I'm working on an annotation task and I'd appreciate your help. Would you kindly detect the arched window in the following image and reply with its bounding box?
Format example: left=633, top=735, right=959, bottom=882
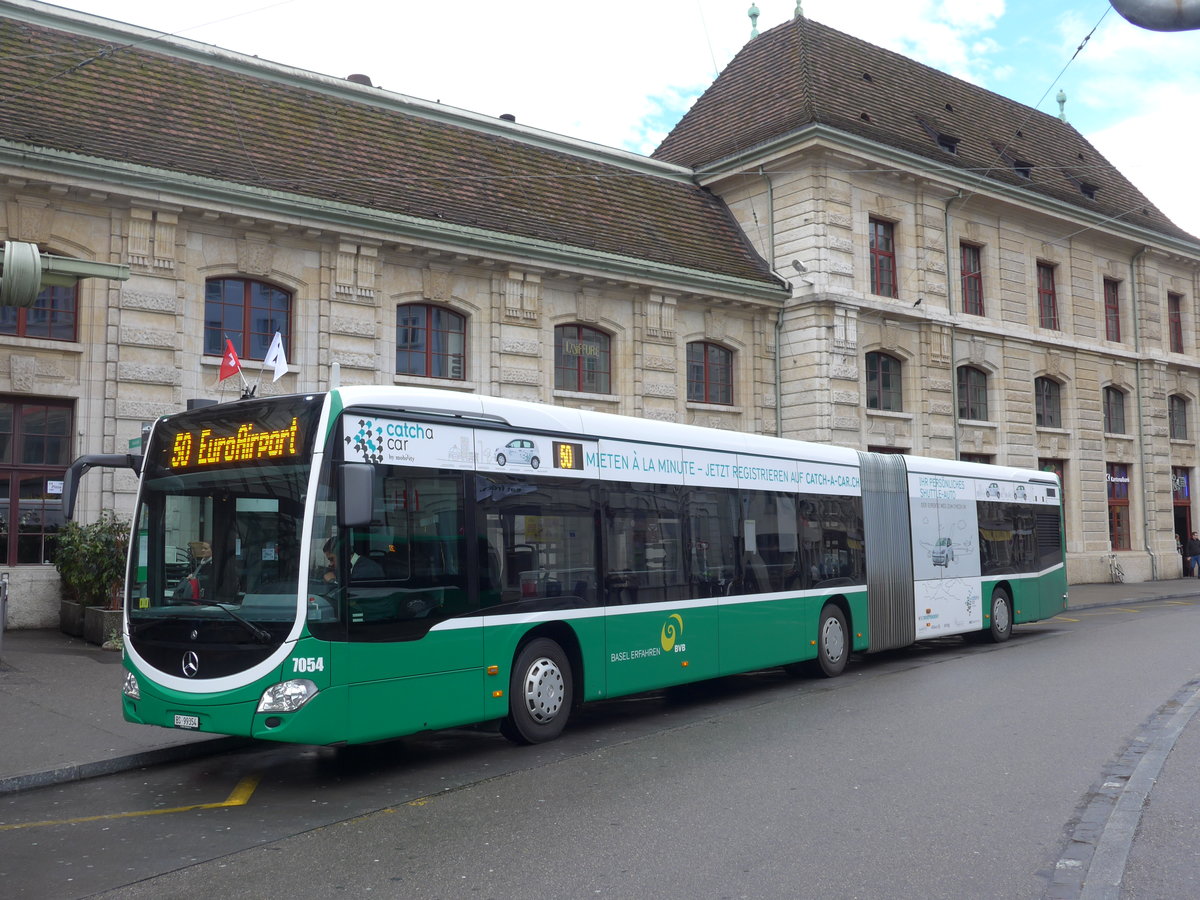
left=1169, top=395, right=1189, bottom=441
left=204, top=278, right=291, bottom=360
left=957, top=366, right=988, bottom=420
left=865, top=352, right=902, bottom=412
left=396, top=304, right=466, bottom=379
left=1035, top=377, right=1062, bottom=428
left=554, top=325, right=611, bottom=393
left=687, top=342, right=733, bottom=404
left=1103, top=387, right=1126, bottom=435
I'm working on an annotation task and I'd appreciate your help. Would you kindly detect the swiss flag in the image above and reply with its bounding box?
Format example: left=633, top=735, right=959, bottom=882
left=218, top=338, right=242, bottom=381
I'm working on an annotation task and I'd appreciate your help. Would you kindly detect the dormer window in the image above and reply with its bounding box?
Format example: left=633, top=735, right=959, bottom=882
left=917, top=116, right=958, bottom=154
left=1065, top=171, right=1098, bottom=200
left=992, top=142, right=1033, bottom=181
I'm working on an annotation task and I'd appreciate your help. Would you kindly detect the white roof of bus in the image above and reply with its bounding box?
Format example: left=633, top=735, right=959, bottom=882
left=331, top=386, right=1056, bottom=484
left=332, top=385, right=859, bottom=467
left=902, top=454, right=1057, bottom=486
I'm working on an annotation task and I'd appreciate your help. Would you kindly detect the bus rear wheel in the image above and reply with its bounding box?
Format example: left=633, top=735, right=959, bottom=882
left=987, top=588, right=1013, bottom=643
left=813, top=603, right=849, bottom=678
left=501, top=637, right=573, bottom=744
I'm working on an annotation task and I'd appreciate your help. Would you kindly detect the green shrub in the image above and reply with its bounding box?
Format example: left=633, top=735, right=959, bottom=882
left=53, top=514, right=130, bottom=609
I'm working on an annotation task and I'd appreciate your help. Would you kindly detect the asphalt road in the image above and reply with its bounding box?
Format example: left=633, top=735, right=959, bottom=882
left=3, top=601, right=1198, bottom=899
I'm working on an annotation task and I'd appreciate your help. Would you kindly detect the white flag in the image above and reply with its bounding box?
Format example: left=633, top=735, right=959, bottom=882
left=263, top=332, right=288, bottom=381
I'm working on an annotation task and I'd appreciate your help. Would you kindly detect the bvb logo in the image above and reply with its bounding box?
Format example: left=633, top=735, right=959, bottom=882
left=661, top=613, right=683, bottom=652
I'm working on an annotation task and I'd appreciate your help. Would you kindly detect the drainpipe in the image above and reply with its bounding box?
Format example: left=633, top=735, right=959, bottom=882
left=758, top=167, right=790, bottom=437
left=1130, top=245, right=1156, bottom=579
left=943, top=191, right=963, bottom=459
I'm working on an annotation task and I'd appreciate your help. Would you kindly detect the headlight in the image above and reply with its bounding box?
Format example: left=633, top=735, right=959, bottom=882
left=257, top=679, right=318, bottom=713
left=123, top=671, right=140, bottom=700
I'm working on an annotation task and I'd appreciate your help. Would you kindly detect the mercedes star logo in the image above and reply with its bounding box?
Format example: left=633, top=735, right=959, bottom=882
left=181, top=650, right=200, bottom=678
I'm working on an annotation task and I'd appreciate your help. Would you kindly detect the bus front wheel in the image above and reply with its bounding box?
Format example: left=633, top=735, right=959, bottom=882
left=501, top=637, right=573, bottom=744
left=987, top=588, right=1013, bottom=643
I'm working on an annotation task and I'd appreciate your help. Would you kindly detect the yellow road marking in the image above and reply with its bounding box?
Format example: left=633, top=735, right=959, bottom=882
left=0, top=774, right=261, bottom=831
left=1054, top=615, right=1080, bottom=622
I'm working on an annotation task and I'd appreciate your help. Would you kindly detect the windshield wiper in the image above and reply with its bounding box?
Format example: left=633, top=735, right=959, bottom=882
left=167, top=598, right=274, bottom=644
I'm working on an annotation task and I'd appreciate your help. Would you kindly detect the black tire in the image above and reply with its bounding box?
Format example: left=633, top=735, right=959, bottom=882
left=987, top=587, right=1013, bottom=643
left=500, top=637, right=573, bottom=744
left=530, top=456, right=540, bottom=469
left=496, top=453, right=507, bottom=466
left=813, top=603, right=849, bottom=677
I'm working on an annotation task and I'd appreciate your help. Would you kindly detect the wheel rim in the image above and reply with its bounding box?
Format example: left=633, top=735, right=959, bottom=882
left=994, top=597, right=1011, bottom=633
left=520, top=655, right=565, bottom=723
left=821, top=615, right=845, bottom=663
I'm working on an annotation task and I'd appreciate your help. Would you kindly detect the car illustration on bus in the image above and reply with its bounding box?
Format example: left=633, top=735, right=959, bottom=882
left=985, top=482, right=1001, bottom=499
left=931, top=536, right=955, bottom=566
left=496, top=438, right=540, bottom=469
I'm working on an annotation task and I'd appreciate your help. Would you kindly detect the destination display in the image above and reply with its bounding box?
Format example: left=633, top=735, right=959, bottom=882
left=154, top=397, right=323, bottom=474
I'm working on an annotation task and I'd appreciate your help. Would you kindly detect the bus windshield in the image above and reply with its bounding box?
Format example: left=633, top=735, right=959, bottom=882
left=126, top=395, right=324, bottom=677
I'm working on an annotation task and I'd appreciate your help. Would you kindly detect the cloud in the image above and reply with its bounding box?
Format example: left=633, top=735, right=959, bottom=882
left=1086, top=84, right=1200, bottom=239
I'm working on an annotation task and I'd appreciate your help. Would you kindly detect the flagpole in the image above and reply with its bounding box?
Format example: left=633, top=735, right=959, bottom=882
left=223, top=333, right=255, bottom=398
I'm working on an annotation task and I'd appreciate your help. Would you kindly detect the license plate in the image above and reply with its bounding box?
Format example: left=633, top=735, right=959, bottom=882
left=173, top=714, right=200, bottom=730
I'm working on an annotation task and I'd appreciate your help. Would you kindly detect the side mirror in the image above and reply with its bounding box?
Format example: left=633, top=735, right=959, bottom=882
left=338, top=462, right=375, bottom=527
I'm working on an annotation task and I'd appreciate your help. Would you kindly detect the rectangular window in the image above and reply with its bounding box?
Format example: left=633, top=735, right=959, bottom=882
left=1037, top=263, right=1059, bottom=330
left=1107, top=463, right=1130, bottom=551
left=1170, top=396, right=1189, bottom=441
left=0, top=397, right=73, bottom=565
left=959, top=453, right=992, bottom=464
left=1172, top=467, right=1190, bottom=504
left=869, top=219, right=898, bottom=298
left=1104, top=278, right=1121, bottom=342
left=0, top=284, right=78, bottom=342
left=960, top=243, right=983, bottom=315
left=605, top=483, right=691, bottom=605
left=1169, top=293, right=1184, bottom=353
left=1104, top=388, right=1126, bottom=435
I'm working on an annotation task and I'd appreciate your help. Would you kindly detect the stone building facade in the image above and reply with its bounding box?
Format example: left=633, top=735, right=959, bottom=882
left=654, top=15, right=1200, bottom=587
left=1, top=3, right=1198, bottom=626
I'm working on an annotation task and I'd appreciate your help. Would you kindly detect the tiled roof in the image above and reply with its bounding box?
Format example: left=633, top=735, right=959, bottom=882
left=0, top=15, right=783, bottom=290
left=654, top=16, right=1195, bottom=244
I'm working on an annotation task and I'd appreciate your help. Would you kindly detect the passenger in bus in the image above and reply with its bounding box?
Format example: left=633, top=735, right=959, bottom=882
left=322, top=536, right=384, bottom=585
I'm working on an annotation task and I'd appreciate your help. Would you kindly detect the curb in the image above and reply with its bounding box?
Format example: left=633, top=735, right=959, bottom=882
left=0, top=736, right=250, bottom=795
left=1067, top=591, right=1200, bottom=613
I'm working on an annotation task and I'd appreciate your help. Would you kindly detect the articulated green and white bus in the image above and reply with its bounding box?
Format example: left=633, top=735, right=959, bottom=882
left=114, top=386, right=1066, bottom=745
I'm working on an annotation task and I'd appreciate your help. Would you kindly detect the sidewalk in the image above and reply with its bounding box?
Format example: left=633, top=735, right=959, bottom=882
left=2, top=578, right=1199, bottom=795
left=0, top=630, right=243, bottom=794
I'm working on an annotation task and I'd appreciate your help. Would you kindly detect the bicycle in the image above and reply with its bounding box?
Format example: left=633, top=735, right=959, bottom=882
left=1108, top=553, right=1125, bottom=583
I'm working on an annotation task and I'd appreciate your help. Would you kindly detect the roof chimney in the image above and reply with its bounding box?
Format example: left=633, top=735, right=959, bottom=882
left=346, top=73, right=373, bottom=87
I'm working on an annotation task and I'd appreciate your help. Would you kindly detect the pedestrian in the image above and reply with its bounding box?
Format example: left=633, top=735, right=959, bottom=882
left=1186, top=532, right=1200, bottom=578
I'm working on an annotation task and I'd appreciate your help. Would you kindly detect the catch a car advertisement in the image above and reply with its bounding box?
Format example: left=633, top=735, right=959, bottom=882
left=342, top=417, right=861, bottom=494
left=909, top=472, right=982, bottom=637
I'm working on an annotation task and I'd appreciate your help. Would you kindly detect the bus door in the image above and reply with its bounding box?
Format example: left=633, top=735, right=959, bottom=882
left=475, top=473, right=606, bottom=702
left=319, top=467, right=484, bottom=743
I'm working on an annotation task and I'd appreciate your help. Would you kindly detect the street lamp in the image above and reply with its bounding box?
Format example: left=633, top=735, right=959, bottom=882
left=0, top=240, right=129, bottom=307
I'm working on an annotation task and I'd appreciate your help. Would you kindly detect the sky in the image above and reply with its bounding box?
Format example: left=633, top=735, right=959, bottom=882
left=47, top=0, right=1200, bottom=239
